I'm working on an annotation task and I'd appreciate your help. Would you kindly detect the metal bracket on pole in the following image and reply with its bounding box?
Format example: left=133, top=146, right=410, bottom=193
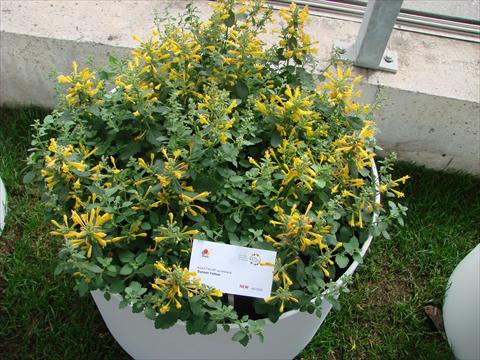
left=335, top=0, right=403, bottom=73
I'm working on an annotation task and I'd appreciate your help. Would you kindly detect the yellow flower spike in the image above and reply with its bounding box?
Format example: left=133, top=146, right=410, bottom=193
left=391, top=189, right=405, bottom=198
left=285, top=85, right=293, bottom=98
left=160, top=304, right=170, bottom=314
left=212, top=289, right=222, bottom=297
left=264, top=235, right=278, bottom=245
left=94, top=232, right=108, bottom=247
left=57, top=75, right=73, bottom=84
left=138, top=158, right=148, bottom=169
left=174, top=298, right=182, bottom=309
left=96, top=213, right=112, bottom=226
left=394, top=175, right=411, bottom=184
left=248, top=157, right=261, bottom=168
left=349, top=213, right=356, bottom=227
left=51, top=219, right=62, bottom=229
left=255, top=101, right=267, bottom=114
left=282, top=273, right=293, bottom=287
left=71, top=210, right=84, bottom=226
left=154, top=236, right=168, bottom=243
left=134, top=179, right=149, bottom=187
left=72, top=61, right=78, bottom=75
left=259, top=262, right=275, bottom=267
left=332, top=242, right=343, bottom=253
left=111, top=236, right=126, bottom=243
left=133, top=110, right=141, bottom=117
left=154, top=262, right=170, bottom=273
left=132, top=232, right=147, bottom=238
left=321, top=265, right=329, bottom=278
left=342, top=190, right=357, bottom=198
left=219, top=133, right=228, bottom=144
left=264, top=296, right=276, bottom=303
left=226, top=100, right=237, bottom=114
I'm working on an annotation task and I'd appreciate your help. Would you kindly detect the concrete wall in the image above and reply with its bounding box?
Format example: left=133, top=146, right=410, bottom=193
left=1, top=0, right=479, bottom=174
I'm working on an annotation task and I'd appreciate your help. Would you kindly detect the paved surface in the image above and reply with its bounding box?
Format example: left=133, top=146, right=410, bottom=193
left=353, top=0, right=480, bottom=22
left=403, top=0, right=480, bottom=22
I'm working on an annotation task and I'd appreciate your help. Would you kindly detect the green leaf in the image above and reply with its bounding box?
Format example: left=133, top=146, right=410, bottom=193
left=186, top=317, right=203, bottom=335
left=53, top=263, right=64, bottom=276
left=119, top=264, right=133, bottom=275
left=234, top=80, right=249, bottom=100
left=347, top=116, right=364, bottom=130
left=132, top=303, right=144, bottom=313
left=224, top=9, right=235, bottom=27
left=232, top=331, right=247, bottom=342
left=338, top=226, right=352, bottom=242
left=189, top=298, right=204, bottom=317
left=239, top=334, right=249, bottom=346
left=155, top=105, right=170, bottom=115
left=119, top=250, right=135, bottom=263
left=110, top=279, right=125, bottom=293
left=23, top=170, right=37, bottom=184
left=154, top=312, right=178, bottom=329
left=76, top=280, right=89, bottom=297
left=138, top=264, right=154, bottom=277
left=85, top=264, right=103, bottom=274
left=200, top=321, right=217, bottom=335
left=70, top=169, right=90, bottom=178
left=135, top=252, right=148, bottom=265
left=120, top=142, right=142, bottom=160
left=270, top=132, right=282, bottom=147
left=353, top=252, right=364, bottom=264
left=143, top=306, right=157, bottom=320
left=224, top=219, right=237, bottom=232
left=335, top=254, right=349, bottom=269
left=230, top=175, right=243, bottom=184
left=316, top=178, right=326, bottom=189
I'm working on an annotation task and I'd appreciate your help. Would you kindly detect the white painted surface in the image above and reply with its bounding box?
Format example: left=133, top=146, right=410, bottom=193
left=443, top=244, right=480, bottom=360
left=91, top=230, right=372, bottom=360
left=1, top=1, right=479, bottom=174
left=0, top=177, right=6, bottom=234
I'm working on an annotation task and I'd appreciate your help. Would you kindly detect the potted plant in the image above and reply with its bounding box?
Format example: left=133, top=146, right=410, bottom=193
left=26, top=1, right=408, bottom=358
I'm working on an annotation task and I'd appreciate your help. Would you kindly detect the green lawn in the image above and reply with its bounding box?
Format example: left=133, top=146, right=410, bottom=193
left=1, top=107, right=478, bottom=359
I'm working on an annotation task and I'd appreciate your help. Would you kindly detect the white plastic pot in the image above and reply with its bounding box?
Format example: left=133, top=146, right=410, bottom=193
left=443, top=244, right=480, bottom=360
left=0, top=177, right=7, bottom=235
left=91, top=163, right=380, bottom=360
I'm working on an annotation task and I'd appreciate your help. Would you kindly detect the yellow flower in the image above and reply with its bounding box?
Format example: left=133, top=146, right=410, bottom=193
left=60, top=208, right=113, bottom=257
left=256, top=101, right=267, bottom=114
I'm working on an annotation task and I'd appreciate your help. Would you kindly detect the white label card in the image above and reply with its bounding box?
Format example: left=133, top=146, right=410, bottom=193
left=188, top=239, right=277, bottom=299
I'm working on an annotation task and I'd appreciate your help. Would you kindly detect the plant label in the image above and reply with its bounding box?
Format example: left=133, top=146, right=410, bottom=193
left=189, top=239, right=276, bottom=298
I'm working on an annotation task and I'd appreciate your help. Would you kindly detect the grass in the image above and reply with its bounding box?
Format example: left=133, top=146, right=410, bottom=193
left=0, top=107, right=478, bottom=359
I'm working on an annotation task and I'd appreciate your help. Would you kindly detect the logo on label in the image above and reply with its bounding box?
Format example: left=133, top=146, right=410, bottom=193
left=249, top=253, right=261, bottom=265
left=201, top=249, right=210, bottom=258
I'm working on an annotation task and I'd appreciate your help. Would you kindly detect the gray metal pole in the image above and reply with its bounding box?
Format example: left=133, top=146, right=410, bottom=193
left=354, top=0, right=404, bottom=68
left=335, top=0, right=404, bottom=72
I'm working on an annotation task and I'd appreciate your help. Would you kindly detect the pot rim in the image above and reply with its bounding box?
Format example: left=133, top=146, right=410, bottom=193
left=0, top=177, right=7, bottom=235
left=101, top=160, right=381, bottom=330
